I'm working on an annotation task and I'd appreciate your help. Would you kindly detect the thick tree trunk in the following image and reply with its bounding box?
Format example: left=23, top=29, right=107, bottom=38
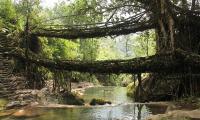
left=156, top=0, right=175, bottom=52
left=135, top=0, right=200, bottom=102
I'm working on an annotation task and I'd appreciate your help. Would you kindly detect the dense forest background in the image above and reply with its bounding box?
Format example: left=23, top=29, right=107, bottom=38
left=0, top=0, right=156, bottom=88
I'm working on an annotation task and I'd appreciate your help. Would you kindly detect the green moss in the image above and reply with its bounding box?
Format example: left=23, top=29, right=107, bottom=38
left=0, top=99, right=8, bottom=111
left=60, top=92, right=85, bottom=105
left=126, top=82, right=136, bottom=97
left=89, top=98, right=111, bottom=106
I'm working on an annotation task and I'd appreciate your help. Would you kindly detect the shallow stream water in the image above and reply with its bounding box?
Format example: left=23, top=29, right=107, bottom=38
left=0, top=86, right=167, bottom=120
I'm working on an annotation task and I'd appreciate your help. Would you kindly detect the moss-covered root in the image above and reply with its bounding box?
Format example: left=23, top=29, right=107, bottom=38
left=89, top=98, right=111, bottom=106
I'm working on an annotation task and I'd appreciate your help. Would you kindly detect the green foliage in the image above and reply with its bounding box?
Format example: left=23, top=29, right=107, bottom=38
left=0, top=0, right=18, bottom=29
left=97, top=30, right=156, bottom=60
left=97, top=38, right=120, bottom=60
left=39, top=0, right=102, bottom=84
left=0, top=0, right=157, bottom=88
left=79, top=39, right=99, bottom=61
left=131, top=30, right=156, bottom=57
left=70, top=72, right=99, bottom=84
left=95, top=74, right=132, bottom=86
left=15, top=0, right=42, bottom=30
left=48, top=0, right=102, bottom=25
left=41, top=38, right=80, bottom=60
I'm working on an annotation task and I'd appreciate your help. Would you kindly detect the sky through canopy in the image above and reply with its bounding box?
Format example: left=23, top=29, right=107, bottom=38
left=40, top=0, right=72, bottom=8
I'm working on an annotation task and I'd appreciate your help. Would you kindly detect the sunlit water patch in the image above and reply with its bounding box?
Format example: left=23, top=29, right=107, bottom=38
left=83, top=86, right=133, bottom=104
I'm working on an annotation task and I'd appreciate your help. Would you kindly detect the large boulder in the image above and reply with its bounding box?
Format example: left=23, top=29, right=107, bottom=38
left=126, top=82, right=137, bottom=97
left=89, top=98, right=111, bottom=106
left=59, top=92, right=85, bottom=105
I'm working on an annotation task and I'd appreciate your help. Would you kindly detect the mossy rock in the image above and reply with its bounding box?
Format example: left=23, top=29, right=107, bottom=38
left=89, top=98, right=111, bottom=106
left=60, top=92, right=84, bottom=105
left=0, top=99, right=8, bottom=110
left=126, top=82, right=136, bottom=97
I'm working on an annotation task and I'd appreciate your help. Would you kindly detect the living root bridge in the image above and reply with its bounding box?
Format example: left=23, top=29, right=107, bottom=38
left=3, top=49, right=200, bottom=74
left=32, top=21, right=154, bottom=39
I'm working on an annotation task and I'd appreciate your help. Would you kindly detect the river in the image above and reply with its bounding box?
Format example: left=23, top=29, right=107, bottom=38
left=0, top=86, right=167, bottom=120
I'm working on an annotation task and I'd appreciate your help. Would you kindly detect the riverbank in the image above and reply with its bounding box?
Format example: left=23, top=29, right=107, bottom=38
left=1, top=84, right=200, bottom=120
left=0, top=82, right=97, bottom=118
left=0, top=82, right=96, bottom=110
left=147, top=98, right=200, bottom=120
left=1, top=101, right=200, bottom=120
left=71, top=82, right=96, bottom=96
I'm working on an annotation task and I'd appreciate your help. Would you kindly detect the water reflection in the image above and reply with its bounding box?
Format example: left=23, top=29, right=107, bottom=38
left=2, top=104, right=151, bottom=120
left=1, top=104, right=164, bottom=120
left=83, top=86, right=133, bottom=104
